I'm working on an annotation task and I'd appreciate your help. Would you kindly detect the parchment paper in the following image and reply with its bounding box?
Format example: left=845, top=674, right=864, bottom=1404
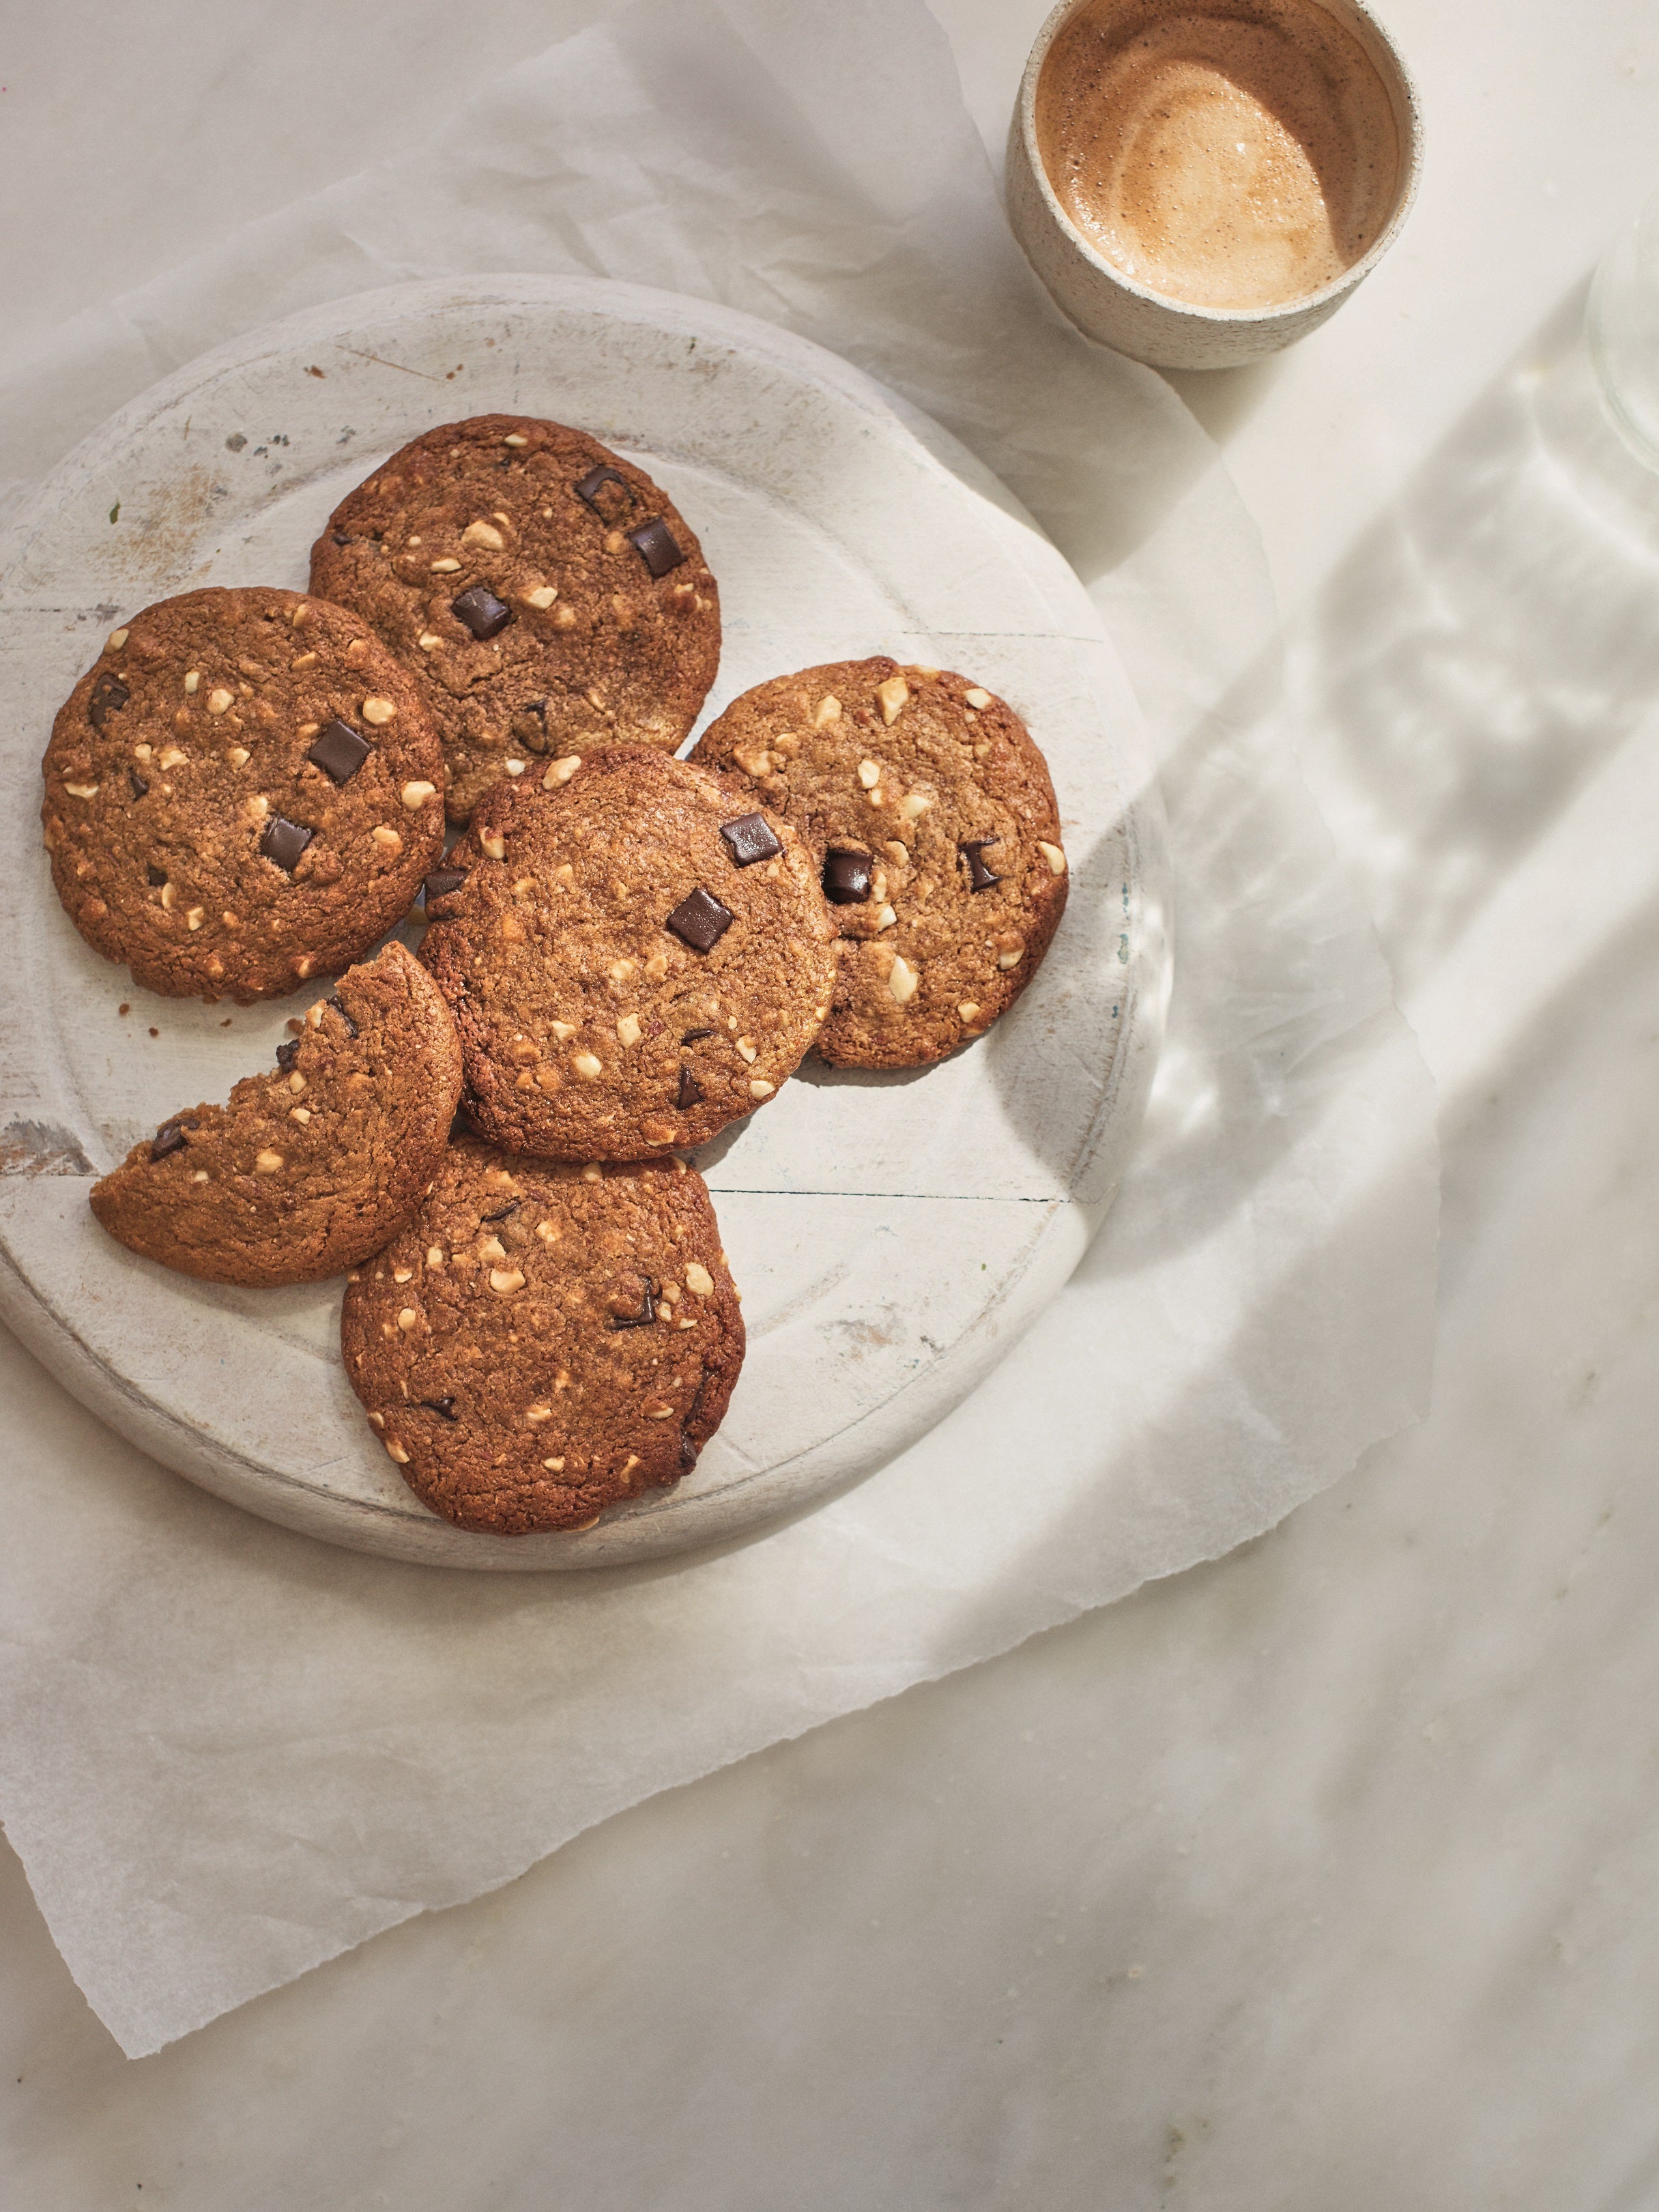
left=0, top=0, right=1437, bottom=2055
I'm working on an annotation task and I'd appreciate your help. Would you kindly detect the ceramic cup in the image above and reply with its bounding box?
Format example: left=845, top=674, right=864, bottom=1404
left=1005, top=0, right=1424, bottom=371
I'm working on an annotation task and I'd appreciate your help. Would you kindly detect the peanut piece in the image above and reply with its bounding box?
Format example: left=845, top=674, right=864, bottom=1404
left=876, top=675, right=910, bottom=724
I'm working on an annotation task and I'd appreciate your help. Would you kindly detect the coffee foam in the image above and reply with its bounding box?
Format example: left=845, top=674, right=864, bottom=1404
left=1035, top=0, right=1401, bottom=313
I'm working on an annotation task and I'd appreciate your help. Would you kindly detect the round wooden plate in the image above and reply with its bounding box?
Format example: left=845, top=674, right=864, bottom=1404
left=0, top=276, right=1168, bottom=1568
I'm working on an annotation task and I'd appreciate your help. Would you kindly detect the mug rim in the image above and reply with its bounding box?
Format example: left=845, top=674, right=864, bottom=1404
left=1015, top=0, right=1426, bottom=329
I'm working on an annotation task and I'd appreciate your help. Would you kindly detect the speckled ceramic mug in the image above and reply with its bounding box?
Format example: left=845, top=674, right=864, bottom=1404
left=1005, top=0, right=1423, bottom=371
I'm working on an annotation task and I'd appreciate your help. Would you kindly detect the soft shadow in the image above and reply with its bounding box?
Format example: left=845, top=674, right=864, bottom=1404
left=1160, top=354, right=1286, bottom=440
left=795, top=1052, right=944, bottom=1093
left=1290, top=276, right=1659, bottom=999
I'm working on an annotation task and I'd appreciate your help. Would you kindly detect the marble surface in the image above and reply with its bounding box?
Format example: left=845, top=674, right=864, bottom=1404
left=5, top=0, right=1659, bottom=2202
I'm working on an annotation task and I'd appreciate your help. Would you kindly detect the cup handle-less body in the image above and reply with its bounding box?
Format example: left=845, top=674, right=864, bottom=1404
left=1005, top=0, right=1424, bottom=372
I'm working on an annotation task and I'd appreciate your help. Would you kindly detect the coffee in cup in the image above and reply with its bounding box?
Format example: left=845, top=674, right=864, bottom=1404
left=1006, top=0, right=1422, bottom=368
left=1036, top=0, right=1400, bottom=312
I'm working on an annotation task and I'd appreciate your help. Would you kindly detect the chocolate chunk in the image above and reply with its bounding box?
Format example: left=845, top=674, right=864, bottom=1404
left=676, top=1067, right=704, bottom=1110
left=325, top=992, right=359, bottom=1038
left=275, top=1038, right=302, bottom=1073
left=146, top=863, right=167, bottom=887
left=422, top=869, right=467, bottom=905
left=680, top=1026, right=715, bottom=1042
left=627, top=518, right=685, bottom=577
left=88, top=672, right=130, bottom=729
left=665, top=887, right=734, bottom=953
left=151, top=1121, right=190, bottom=1160
left=450, top=585, right=512, bottom=641
left=609, top=1281, right=658, bottom=1330
left=260, top=814, right=315, bottom=874
left=128, top=766, right=149, bottom=799
left=481, top=1201, right=519, bottom=1223
left=719, top=812, right=782, bottom=867
left=330, top=529, right=354, bottom=547
left=575, top=463, right=633, bottom=511
left=306, top=718, right=371, bottom=784
left=419, top=1396, right=459, bottom=1422
left=960, top=839, right=1002, bottom=892
left=680, top=1432, right=700, bottom=1471
left=823, top=848, right=872, bottom=904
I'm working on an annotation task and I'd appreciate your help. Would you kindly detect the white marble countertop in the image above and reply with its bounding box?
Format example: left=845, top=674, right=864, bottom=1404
left=6, top=1, right=1659, bottom=2203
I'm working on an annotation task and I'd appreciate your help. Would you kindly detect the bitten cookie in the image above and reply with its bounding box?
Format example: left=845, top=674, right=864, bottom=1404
left=341, top=1139, right=744, bottom=1535
left=308, top=414, right=722, bottom=822
left=89, top=941, right=462, bottom=1286
left=420, top=745, right=836, bottom=1159
left=693, top=659, right=1069, bottom=1067
left=42, top=588, right=446, bottom=1003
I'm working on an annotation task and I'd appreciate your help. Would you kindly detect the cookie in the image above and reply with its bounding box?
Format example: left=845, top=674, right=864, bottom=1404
left=308, top=414, right=721, bottom=823
left=420, top=745, right=836, bottom=1159
left=42, top=588, right=446, bottom=1004
left=693, top=659, right=1069, bottom=1067
left=89, top=940, right=463, bottom=1287
left=341, top=1138, right=744, bottom=1535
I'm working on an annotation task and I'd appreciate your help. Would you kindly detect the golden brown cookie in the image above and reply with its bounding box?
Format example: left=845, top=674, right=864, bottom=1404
left=419, top=745, right=836, bottom=1159
left=308, top=414, right=722, bottom=822
left=693, top=659, right=1069, bottom=1067
left=42, top=588, right=446, bottom=1004
left=341, top=1138, right=744, bottom=1535
left=88, top=941, right=462, bottom=1286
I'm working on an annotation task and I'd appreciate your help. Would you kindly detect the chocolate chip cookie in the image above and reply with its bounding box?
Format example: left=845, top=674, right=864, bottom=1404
left=89, top=940, right=463, bottom=1286
left=42, top=589, right=446, bottom=1004
left=693, top=660, right=1069, bottom=1067
left=308, top=414, right=721, bottom=823
left=420, top=745, right=836, bottom=1158
left=341, top=1138, right=744, bottom=1535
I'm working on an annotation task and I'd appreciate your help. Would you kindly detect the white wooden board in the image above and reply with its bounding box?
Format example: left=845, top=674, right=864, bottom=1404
left=0, top=276, right=1168, bottom=1568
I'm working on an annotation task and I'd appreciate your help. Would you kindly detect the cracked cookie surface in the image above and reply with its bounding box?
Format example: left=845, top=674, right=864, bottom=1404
left=420, top=745, right=835, bottom=1159
left=693, top=659, right=1069, bottom=1067
left=341, top=1137, right=744, bottom=1536
left=308, top=414, right=721, bottom=822
left=89, top=940, right=463, bottom=1287
left=42, top=588, right=445, bottom=1003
